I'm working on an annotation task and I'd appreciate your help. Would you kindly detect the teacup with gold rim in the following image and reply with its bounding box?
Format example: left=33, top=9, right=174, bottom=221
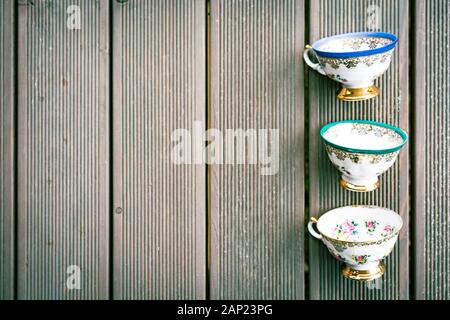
left=303, top=32, right=398, bottom=101
left=320, top=120, right=408, bottom=192
left=308, top=205, right=403, bottom=281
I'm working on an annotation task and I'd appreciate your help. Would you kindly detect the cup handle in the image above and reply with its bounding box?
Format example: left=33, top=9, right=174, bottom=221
left=308, top=216, right=323, bottom=239
left=303, top=45, right=326, bottom=75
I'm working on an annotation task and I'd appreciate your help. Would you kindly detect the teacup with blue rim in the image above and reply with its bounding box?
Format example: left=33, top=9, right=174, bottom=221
left=304, top=32, right=398, bottom=101
left=320, top=120, right=408, bottom=192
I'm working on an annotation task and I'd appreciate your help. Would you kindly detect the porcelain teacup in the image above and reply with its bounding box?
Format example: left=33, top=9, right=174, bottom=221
left=304, top=32, right=398, bottom=101
left=308, top=205, right=403, bottom=281
left=320, top=120, right=408, bottom=192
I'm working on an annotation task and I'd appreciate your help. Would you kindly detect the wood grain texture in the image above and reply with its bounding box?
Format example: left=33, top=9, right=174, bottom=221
left=308, top=0, right=409, bottom=299
left=0, top=0, right=15, bottom=300
left=210, top=0, right=305, bottom=299
left=17, top=0, right=110, bottom=299
left=112, top=0, right=206, bottom=299
left=414, top=0, right=450, bottom=300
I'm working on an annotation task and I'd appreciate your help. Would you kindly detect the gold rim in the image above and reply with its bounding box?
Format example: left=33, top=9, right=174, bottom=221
left=342, top=261, right=385, bottom=281
left=339, top=177, right=379, bottom=192
left=337, top=85, right=380, bottom=101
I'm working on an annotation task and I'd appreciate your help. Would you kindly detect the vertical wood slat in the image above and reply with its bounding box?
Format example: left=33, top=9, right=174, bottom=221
left=414, top=0, right=450, bottom=300
left=112, top=0, right=206, bottom=299
left=0, top=0, right=15, bottom=300
left=18, top=0, right=109, bottom=299
left=210, top=0, right=305, bottom=299
left=308, top=0, right=409, bottom=299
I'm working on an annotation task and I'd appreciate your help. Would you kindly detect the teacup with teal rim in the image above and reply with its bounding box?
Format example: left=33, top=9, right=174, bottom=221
left=308, top=205, right=403, bottom=281
left=320, top=120, right=408, bottom=192
left=303, top=32, right=398, bottom=101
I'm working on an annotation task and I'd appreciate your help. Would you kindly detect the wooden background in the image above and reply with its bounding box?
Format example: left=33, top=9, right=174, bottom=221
left=0, top=0, right=448, bottom=300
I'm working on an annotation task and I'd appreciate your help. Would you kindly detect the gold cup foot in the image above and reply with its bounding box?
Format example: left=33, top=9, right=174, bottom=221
left=339, top=178, right=379, bottom=192
left=337, top=85, right=379, bottom=101
left=342, top=261, right=385, bottom=281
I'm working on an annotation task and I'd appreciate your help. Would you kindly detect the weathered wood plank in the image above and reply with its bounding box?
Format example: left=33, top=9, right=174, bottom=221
left=308, top=0, right=409, bottom=299
left=0, top=0, right=15, bottom=300
left=210, top=0, right=305, bottom=299
left=112, top=0, right=206, bottom=299
left=17, top=0, right=110, bottom=299
left=414, top=0, right=450, bottom=300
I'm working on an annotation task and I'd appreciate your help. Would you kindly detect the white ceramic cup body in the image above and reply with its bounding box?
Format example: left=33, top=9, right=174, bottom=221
left=320, top=120, right=407, bottom=190
left=325, top=145, right=399, bottom=187
left=308, top=206, right=403, bottom=273
left=316, top=50, right=394, bottom=88
left=322, top=235, right=398, bottom=270
left=303, top=32, right=398, bottom=89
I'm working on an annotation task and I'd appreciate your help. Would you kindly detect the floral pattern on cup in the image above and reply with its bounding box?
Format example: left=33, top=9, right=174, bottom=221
left=351, top=123, right=404, bottom=144
left=365, top=220, right=379, bottom=233
left=318, top=51, right=391, bottom=70
left=308, top=206, right=403, bottom=281
left=327, top=73, right=349, bottom=83
left=352, top=254, right=370, bottom=265
left=333, top=219, right=359, bottom=240
left=381, top=225, right=395, bottom=238
left=325, top=144, right=399, bottom=165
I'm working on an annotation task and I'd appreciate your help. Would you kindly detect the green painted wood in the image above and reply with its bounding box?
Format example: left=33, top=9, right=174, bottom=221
left=112, top=0, right=206, bottom=299
left=17, top=0, right=110, bottom=299
left=210, top=0, right=305, bottom=299
left=308, top=0, right=409, bottom=299
left=0, top=0, right=15, bottom=300
left=414, top=0, right=450, bottom=300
